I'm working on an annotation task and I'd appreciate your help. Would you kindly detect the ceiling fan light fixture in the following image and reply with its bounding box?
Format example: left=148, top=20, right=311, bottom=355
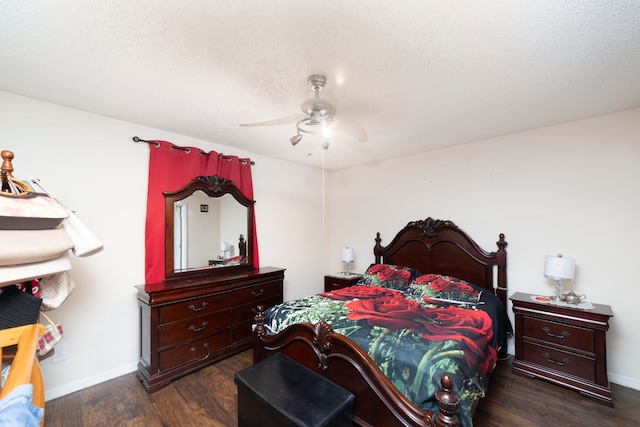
left=239, top=74, right=368, bottom=149
left=290, top=133, right=303, bottom=146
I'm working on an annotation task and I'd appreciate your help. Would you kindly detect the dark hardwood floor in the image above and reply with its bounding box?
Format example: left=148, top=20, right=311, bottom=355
left=45, top=351, right=638, bottom=426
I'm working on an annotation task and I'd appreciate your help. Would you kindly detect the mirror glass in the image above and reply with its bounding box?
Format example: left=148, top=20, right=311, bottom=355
left=164, top=175, right=254, bottom=279
left=173, top=191, right=248, bottom=272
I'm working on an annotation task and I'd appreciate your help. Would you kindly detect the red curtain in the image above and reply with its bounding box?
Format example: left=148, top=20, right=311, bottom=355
left=145, top=140, right=258, bottom=284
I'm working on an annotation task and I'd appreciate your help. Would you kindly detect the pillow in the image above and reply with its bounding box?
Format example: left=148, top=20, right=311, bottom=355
left=407, top=273, right=481, bottom=303
left=359, top=263, right=422, bottom=290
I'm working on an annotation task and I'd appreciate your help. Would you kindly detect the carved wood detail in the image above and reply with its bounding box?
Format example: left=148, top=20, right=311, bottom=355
left=406, top=217, right=458, bottom=238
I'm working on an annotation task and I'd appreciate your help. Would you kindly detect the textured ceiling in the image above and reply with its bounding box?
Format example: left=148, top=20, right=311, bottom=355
left=2, top=1, right=640, bottom=170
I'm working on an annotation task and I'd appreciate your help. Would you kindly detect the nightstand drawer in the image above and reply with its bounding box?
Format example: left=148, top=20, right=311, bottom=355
left=522, top=341, right=595, bottom=382
left=325, top=278, right=349, bottom=290
left=523, top=317, right=595, bottom=353
left=324, top=274, right=362, bottom=292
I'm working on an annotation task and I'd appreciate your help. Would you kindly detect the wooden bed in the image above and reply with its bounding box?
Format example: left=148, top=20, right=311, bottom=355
left=253, top=217, right=508, bottom=427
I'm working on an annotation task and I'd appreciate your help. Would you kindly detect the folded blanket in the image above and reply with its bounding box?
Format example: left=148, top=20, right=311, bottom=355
left=0, top=228, right=73, bottom=266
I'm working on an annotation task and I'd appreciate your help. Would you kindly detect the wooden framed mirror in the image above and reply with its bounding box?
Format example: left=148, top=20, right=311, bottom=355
left=164, top=175, right=254, bottom=280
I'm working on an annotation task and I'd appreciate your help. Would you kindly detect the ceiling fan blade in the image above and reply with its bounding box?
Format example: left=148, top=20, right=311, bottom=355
left=239, top=114, right=304, bottom=127
left=332, top=113, right=368, bottom=143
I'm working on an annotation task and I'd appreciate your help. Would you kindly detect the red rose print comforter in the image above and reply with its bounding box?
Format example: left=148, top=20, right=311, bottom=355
left=263, top=265, right=512, bottom=427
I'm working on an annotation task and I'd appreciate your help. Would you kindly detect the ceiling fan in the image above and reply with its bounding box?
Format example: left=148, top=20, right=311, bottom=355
left=239, top=74, right=368, bottom=149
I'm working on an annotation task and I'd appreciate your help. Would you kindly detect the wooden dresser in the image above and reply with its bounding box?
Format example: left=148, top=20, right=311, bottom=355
left=136, top=267, right=285, bottom=393
left=510, top=292, right=613, bottom=406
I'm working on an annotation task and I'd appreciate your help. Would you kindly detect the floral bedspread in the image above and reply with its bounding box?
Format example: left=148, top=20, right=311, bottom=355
left=263, top=265, right=511, bottom=427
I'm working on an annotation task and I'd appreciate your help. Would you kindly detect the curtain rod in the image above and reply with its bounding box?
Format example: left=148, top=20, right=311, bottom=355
left=133, top=136, right=254, bottom=165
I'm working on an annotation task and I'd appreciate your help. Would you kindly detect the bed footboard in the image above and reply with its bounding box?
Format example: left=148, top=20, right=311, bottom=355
left=253, top=306, right=460, bottom=427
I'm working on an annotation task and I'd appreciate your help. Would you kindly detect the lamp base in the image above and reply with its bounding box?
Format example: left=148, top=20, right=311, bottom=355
left=340, top=272, right=358, bottom=278
left=551, top=281, right=565, bottom=301
left=341, top=261, right=355, bottom=278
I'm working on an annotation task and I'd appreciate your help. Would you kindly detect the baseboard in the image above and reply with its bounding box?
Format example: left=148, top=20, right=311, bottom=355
left=44, top=362, right=139, bottom=401
left=609, top=372, right=640, bottom=391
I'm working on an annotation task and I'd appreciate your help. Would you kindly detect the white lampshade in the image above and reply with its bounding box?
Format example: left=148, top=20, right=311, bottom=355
left=341, top=247, right=355, bottom=263
left=220, top=242, right=229, bottom=251
left=544, top=254, right=575, bottom=281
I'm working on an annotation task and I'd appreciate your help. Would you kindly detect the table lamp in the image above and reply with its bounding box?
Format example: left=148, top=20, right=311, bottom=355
left=341, top=247, right=355, bottom=277
left=220, top=242, right=229, bottom=260
left=544, top=254, right=575, bottom=301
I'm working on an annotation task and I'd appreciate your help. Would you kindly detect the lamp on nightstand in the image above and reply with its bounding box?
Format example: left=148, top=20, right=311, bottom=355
left=544, top=254, right=575, bottom=301
left=220, top=242, right=229, bottom=260
left=341, top=247, right=355, bottom=277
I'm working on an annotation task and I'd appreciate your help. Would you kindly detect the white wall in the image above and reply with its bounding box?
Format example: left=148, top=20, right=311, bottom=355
left=0, top=90, right=328, bottom=400
left=327, top=107, right=640, bottom=390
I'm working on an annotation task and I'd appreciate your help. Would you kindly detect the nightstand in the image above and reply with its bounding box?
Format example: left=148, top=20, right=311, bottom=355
left=324, top=273, right=362, bottom=292
left=510, top=292, right=614, bottom=406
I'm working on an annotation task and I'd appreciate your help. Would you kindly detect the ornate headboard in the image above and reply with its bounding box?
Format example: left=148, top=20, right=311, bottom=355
left=374, top=217, right=508, bottom=307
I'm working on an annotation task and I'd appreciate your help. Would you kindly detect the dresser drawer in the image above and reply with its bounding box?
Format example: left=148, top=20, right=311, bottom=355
left=159, top=331, right=232, bottom=372
left=522, top=341, right=596, bottom=382
left=522, top=316, right=595, bottom=353
left=231, top=295, right=282, bottom=326
left=158, top=310, right=230, bottom=349
left=232, top=280, right=282, bottom=305
left=159, top=292, right=231, bottom=325
left=231, top=322, right=254, bottom=343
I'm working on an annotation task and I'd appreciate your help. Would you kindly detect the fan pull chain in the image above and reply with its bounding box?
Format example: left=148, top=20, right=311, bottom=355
left=322, top=148, right=326, bottom=231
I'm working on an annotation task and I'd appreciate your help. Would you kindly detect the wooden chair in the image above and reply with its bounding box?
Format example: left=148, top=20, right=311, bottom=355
left=0, top=324, right=46, bottom=426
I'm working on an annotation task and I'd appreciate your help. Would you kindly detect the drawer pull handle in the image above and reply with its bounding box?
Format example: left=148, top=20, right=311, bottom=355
left=188, top=302, right=208, bottom=312
left=190, top=342, right=210, bottom=361
left=188, top=322, right=208, bottom=333
left=542, top=352, right=570, bottom=366
left=541, top=327, right=570, bottom=339
left=251, top=289, right=265, bottom=297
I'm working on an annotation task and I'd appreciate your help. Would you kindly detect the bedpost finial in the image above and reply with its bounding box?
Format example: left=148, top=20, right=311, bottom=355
left=497, top=233, right=507, bottom=252
left=1, top=150, right=14, bottom=177
left=374, top=232, right=382, bottom=263
left=435, top=373, right=460, bottom=426
left=1, top=150, right=15, bottom=192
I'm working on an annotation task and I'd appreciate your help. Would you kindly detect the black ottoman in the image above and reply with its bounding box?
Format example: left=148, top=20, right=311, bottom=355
left=234, top=353, right=355, bottom=427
